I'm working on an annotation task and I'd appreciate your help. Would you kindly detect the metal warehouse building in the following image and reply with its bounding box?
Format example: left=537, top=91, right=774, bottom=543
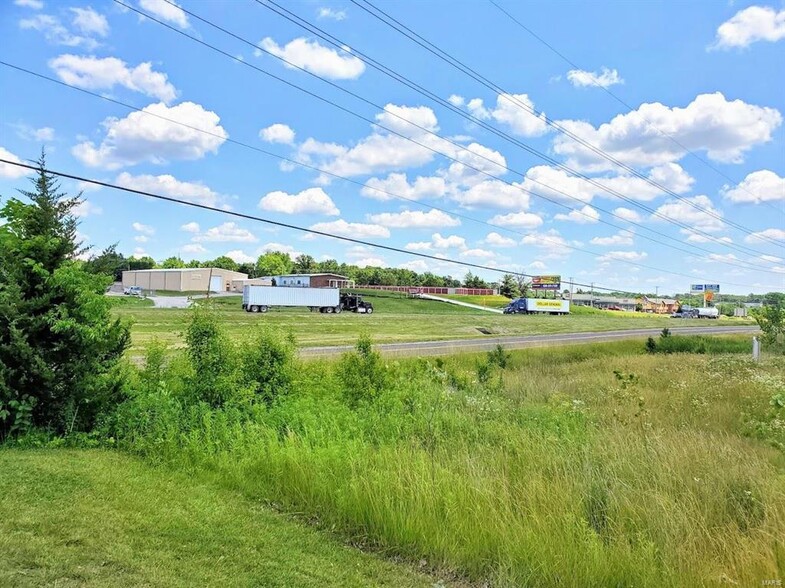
left=122, top=268, right=249, bottom=292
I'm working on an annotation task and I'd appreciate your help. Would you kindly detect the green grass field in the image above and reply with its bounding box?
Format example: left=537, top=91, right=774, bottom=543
left=0, top=450, right=440, bottom=588
left=111, top=291, right=755, bottom=355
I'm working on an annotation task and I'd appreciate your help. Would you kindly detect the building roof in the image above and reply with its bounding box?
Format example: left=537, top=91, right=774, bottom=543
left=643, top=296, right=678, bottom=305
left=570, top=294, right=637, bottom=304
left=124, top=267, right=247, bottom=274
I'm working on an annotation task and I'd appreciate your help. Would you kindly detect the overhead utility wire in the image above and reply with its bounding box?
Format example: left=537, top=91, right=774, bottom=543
left=248, top=0, right=779, bottom=271
left=164, top=0, right=774, bottom=259
left=141, top=1, right=776, bottom=267
left=2, top=159, right=776, bottom=292
left=349, top=0, right=783, bottom=248
left=487, top=0, right=784, bottom=217
left=4, top=62, right=776, bottom=279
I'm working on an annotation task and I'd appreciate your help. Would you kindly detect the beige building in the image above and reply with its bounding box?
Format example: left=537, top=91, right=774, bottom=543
left=122, top=268, right=249, bottom=293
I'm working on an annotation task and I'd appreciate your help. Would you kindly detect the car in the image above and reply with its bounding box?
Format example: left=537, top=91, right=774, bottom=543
left=123, top=286, right=144, bottom=296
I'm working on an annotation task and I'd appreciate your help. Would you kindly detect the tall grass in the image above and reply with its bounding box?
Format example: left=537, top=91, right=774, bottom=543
left=109, top=322, right=785, bottom=587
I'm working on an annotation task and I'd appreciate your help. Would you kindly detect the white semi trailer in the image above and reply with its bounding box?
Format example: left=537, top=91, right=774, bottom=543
left=242, top=285, right=341, bottom=313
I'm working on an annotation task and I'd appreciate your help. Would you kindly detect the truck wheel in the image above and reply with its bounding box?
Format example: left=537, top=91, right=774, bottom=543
left=260, top=305, right=269, bottom=313
left=334, top=305, right=342, bottom=314
left=366, top=307, right=373, bottom=314
left=325, top=306, right=334, bottom=314
left=250, top=305, right=259, bottom=313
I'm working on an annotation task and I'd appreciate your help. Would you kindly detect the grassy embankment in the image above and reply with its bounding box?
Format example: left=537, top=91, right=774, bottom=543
left=101, top=334, right=785, bottom=587
left=111, top=290, right=755, bottom=355
left=0, top=450, right=439, bottom=588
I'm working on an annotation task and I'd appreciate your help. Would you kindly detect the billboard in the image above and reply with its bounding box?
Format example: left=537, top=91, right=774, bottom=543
left=704, top=284, right=720, bottom=292
left=690, top=284, right=720, bottom=295
left=532, top=275, right=561, bottom=290
left=690, top=284, right=705, bottom=294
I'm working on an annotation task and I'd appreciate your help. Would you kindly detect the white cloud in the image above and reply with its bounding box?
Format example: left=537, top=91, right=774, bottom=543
left=131, top=248, right=148, bottom=258
left=682, top=230, right=733, bottom=244
left=132, top=222, right=154, bottom=235
left=466, top=93, right=549, bottom=137
left=73, top=101, right=227, bottom=169
left=182, top=243, right=206, bottom=254
left=520, top=230, right=573, bottom=258
left=375, top=103, right=439, bottom=135
left=404, top=241, right=432, bottom=252
left=443, top=142, right=509, bottom=186
left=653, top=195, right=725, bottom=233
left=553, top=93, right=782, bottom=170
left=567, top=67, right=623, bottom=88
left=613, top=207, right=642, bottom=222
left=259, top=123, right=295, bottom=145
left=225, top=249, right=255, bottom=264
left=460, top=248, right=495, bottom=259
left=194, top=222, right=257, bottom=243
left=451, top=179, right=530, bottom=210
left=398, top=259, right=429, bottom=272
left=0, top=147, right=31, bottom=179
left=597, top=250, right=648, bottom=263
left=259, top=187, right=339, bottom=216
left=258, top=37, right=365, bottom=80
left=19, top=14, right=99, bottom=49
left=488, top=211, right=544, bottom=229
left=706, top=253, right=739, bottom=263
left=744, top=228, right=785, bottom=243
left=317, top=7, right=346, bottom=20
left=722, top=169, right=785, bottom=203
left=134, top=235, right=148, bottom=243
left=528, top=261, right=547, bottom=271
left=555, top=204, right=600, bottom=224
left=70, top=7, right=108, bottom=37
left=355, top=257, right=385, bottom=268
left=139, top=0, right=189, bottom=28
left=15, top=0, right=44, bottom=9
left=309, top=219, right=390, bottom=238
left=447, top=94, right=465, bottom=107
left=181, top=222, right=200, bottom=233
left=361, top=172, right=445, bottom=201
left=15, top=124, right=55, bottom=141
left=432, top=233, right=466, bottom=249
left=483, top=232, right=516, bottom=247
left=115, top=172, right=226, bottom=208
left=49, top=54, right=177, bottom=102
left=712, top=5, right=785, bottom=49
left=761, top=254, right=784, bottom=263
left=590, top=229, right=634, bottom=246
left=73, top=200, right=102, bottom=217
left=367, top=209, right=460, bottom=228
left=258, top=242, right=301, bottom=256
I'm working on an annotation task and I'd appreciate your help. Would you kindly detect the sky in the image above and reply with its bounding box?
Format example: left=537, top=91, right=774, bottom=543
left=0, top=0, right=784, bottom=295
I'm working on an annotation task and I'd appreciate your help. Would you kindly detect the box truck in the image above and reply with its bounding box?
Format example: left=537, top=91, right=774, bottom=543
left=503, top=298, right=570, bottom=315
left=242, top=285, right=341, bottom=313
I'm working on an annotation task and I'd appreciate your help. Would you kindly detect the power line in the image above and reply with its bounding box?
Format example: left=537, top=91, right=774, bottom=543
left=3, top=61, right=779, bottom=280
left=3, top=158, right=779, bottom=293
left=161, top=0, right=776, bottom=259
left=248, top=1, right=783, bottom=274
left=487, top=0, right=785, bottom=217
left=134, top=0, right=777, bottom=265
left=348, top=0, right=784, bottom=249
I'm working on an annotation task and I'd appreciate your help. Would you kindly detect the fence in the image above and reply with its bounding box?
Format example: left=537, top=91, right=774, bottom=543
left=357, top=285, right=498, bottom=296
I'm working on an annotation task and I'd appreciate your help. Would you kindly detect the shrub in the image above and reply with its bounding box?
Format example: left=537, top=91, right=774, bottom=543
left=240, top=327, right=296, bottom=404
left=337, top=334, right=388, bottom=406
left=487, top=344, right=511, bottom=369
left=751, top=301, right=784, bottom=351
left=183, top=305, right=238, bottom=407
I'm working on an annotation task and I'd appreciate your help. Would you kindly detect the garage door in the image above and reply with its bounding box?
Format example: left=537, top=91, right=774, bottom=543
left=209, top=276, right=222, bottom=293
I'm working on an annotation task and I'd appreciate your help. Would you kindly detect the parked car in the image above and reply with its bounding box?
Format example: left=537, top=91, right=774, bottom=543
left=123, top=286, right=143, bottom=296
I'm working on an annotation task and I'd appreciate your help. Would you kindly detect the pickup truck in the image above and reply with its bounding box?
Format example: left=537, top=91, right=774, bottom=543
left=123, top=286, right=143, bottom=296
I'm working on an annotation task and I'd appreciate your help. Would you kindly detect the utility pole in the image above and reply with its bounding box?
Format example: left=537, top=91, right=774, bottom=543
left=655, top=286, right=659, bottom=298
left=568, top=276, right=573, bottom=301
left=591, top=282, right=594, bottom=307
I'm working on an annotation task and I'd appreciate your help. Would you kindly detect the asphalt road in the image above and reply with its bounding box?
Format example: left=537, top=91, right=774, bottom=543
left=299, top=325, right=760, bottom=358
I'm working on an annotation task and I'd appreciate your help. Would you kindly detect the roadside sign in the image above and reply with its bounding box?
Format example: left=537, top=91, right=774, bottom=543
left=704, top=284, right=720, bottom=292
left=532, top=275, right=561, bottom=290
left=690, top=284, right=704, bottom=294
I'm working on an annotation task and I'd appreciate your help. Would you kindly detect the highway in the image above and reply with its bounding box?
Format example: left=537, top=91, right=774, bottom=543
left=299, top=325, right=760, bottom=358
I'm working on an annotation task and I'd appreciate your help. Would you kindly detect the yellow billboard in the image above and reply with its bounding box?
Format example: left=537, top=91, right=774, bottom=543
left=532, top=275, right=561, bottom=290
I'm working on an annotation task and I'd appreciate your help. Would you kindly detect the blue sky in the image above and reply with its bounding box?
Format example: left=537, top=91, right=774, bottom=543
left=1, top=0, right=784, bottom=294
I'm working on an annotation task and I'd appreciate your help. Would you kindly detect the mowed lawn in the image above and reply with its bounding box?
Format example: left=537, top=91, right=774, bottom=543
left=111, top=292, right=755, bottom=355
left=0, top=449, right=440, bottom=588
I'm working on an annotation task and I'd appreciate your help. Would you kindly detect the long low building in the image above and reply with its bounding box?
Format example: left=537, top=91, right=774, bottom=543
left=122, top=268, right=250, bottom=292
left=569, top=294, right=639, bottom=311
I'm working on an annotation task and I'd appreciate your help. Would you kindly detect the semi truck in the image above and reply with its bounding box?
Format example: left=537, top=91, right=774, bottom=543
left=696, top=307, right=720, bottom=319
left=503, top=298, right=570, bottom=315
left=339, top=293, right=374, bottom=314
left=243, top=285, right=341, bottom=313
